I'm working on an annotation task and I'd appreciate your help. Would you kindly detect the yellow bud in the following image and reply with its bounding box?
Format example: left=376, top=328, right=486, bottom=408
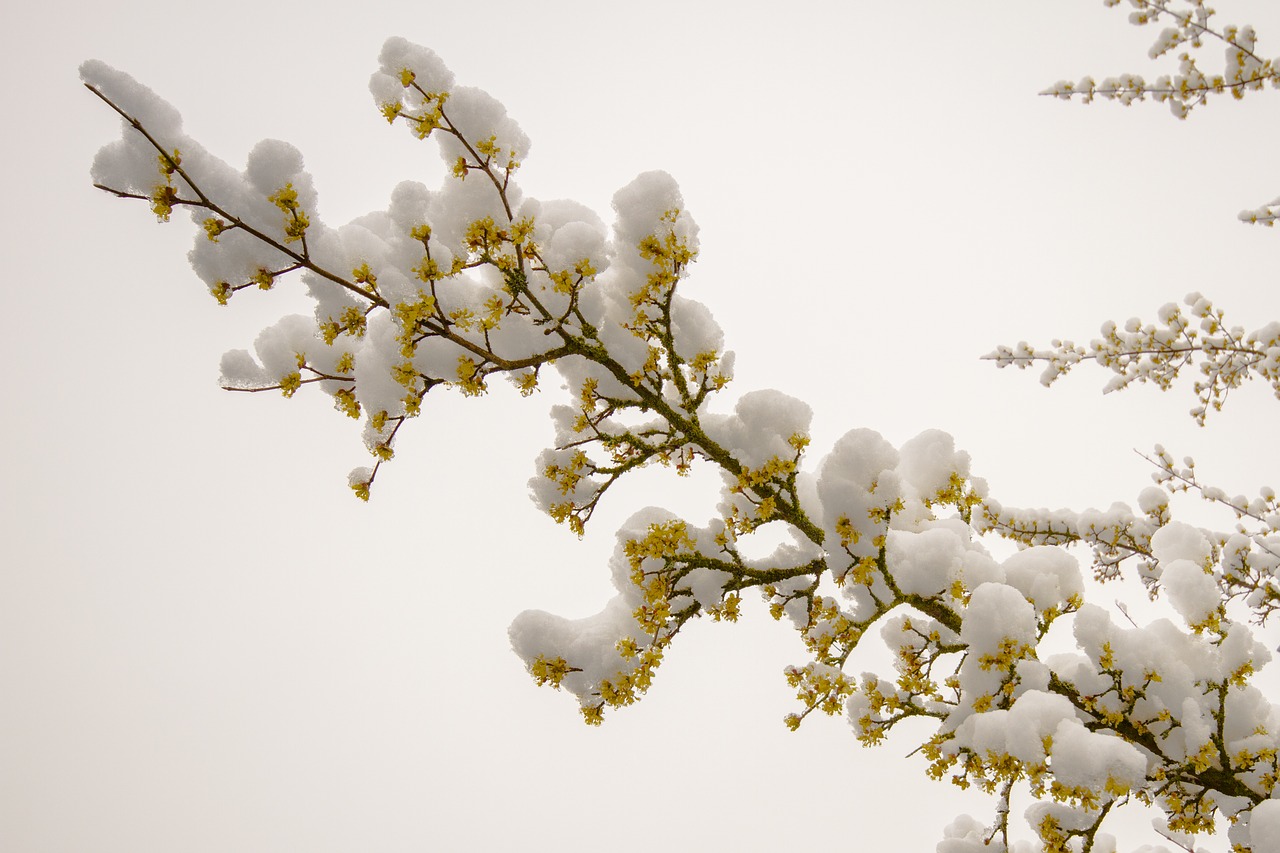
left=202, top=217, right=228, bottom=242
left=278, top=372, right=302, bottom=398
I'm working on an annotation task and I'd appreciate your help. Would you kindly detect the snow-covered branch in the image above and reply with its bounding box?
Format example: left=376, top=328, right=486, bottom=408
left=85, top=9, right=1280, bottom=849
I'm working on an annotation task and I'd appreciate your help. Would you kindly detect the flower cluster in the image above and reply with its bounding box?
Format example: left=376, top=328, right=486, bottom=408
left=1042, top=0, right=1279, bottom=118
left=987, top=292, right=1280, bottom=426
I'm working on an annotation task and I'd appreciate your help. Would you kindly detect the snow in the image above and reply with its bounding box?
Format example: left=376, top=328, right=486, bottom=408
left=1136, top=485, right=1169, bottom=514
left=370, top=37, right=455, bottom=108
left=704, top=389, right=812, bottom=470
left=81, top=59, right=184, bottom=156
left=937, top=815, right=1005, bottom=852
left=525, top=198, right=608, bottom=280
left=251, top=315, right=319, bottom=380
left=898, top=429, right=971, bottom=501
left=815, top=427, right=901, bottom=562
left=219, top=349, right=271, bottom=389
left=1001, top=546, right=1083, bottom=613
left=1150, top=521, right=1213, bottom=566
left=961, top=583, right=1037, bottom=654
left=952, top=583, right=1038, bottom=726
left=955, top=689, right=1077, bottom=765
left=609, top=170, right=697, bottom=257
left=1160, top=558, right=1219, bottom=626
left=1253, top=800, right=1280, bottom=853
left=434, top=86, right=531, bottom=168
left=243, top=140, right=312, bottom=204
left=886, top=527, right=965, bottom=597
left=508, top=595, right=644, bottom=699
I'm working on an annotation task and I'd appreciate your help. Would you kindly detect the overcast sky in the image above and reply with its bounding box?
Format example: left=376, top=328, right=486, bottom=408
left=3, top=2, right=1279, bottom=851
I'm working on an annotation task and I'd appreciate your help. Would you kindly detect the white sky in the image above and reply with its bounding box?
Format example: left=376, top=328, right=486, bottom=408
left=3, top=1, right=1279, bottom=850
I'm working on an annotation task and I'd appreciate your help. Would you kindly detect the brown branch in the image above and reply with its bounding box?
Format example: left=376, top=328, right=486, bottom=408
left=85, top=83, right=388, bottom=309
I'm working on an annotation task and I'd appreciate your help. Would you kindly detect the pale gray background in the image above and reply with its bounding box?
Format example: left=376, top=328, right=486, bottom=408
left=3, top=1, right=1278, bottom=850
